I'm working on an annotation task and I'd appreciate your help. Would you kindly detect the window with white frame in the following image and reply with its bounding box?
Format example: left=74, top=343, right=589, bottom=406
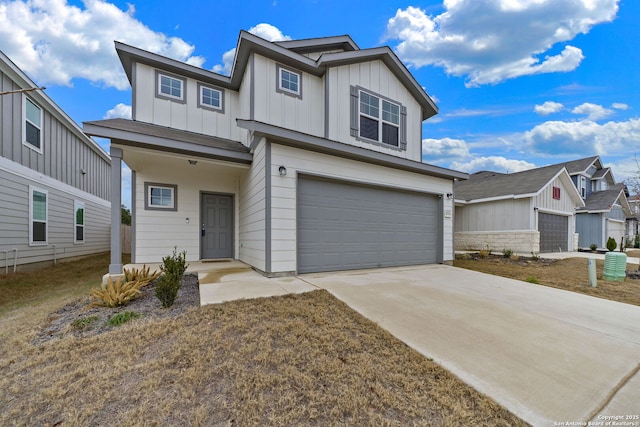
left=350, top=86, right=406, bottom=150
left=198, top=83, right=224, bottom=112
left=145, top=182, right=177, bottom=211
left=276, top=65, right=301, bottom=98
left=30, top=187, right=47, bottom=245
left=74, top=201, right=85, bottom=243
left=156, top=71, right=186, bottom=102
left=359, top=89, right=400, bottom=147
left=24, top=97, right=43, bottom=151
left=579, top=176, right=587, bottom=198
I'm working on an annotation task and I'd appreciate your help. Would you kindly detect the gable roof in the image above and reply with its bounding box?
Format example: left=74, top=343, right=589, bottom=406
left=578, top=183, right=629, bottom=213
left=455, top=164, right=577, bottom=202
left=556, top=156, right=601, bottom=175
left=115, top=31, right=438, bottom=120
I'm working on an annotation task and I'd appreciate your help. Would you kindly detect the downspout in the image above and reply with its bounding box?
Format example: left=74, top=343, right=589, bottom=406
left=52, top=244, right=57, bottom=265
left=3, top=250, right=7, bottom=275
left=13, top=248, right=18, bottom=273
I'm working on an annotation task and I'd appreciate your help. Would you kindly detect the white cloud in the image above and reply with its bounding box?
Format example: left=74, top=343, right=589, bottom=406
left=103, top=103, right=132, bottom=119
left=612, top=103, right=629, bottom=110
left=451, top=156, right=536, bottom=173
left=534, top=101, right=564, bottom=115
left=523, top=118, right=640, bottom=155
left=385, top=0, right=619, bottom=86
left=0, top=0, right=205, bottom=90
left=212, top=23, right=291, bottom=75
left=422, top=137, right=470, bottom=159
left=571, top=102, right=614, bottom=121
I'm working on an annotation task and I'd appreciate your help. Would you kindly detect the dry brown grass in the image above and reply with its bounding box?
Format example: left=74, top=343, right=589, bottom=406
left=454, top=255, right=640, bottom=306
left=0, top=256, right=528, bottom=426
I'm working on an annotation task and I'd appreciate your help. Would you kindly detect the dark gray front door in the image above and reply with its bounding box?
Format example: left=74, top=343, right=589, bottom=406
left=539, top=213, right=568, bottom=252
left=297, top=176, right=440, bottom=274
left=201, top=193, right=233, bottom=259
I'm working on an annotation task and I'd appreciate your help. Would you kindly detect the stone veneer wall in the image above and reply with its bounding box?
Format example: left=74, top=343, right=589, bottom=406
left=455, top=231, right=540, bottom=254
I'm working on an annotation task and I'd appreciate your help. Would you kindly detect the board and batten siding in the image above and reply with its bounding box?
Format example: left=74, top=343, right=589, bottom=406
left=131, top=150, right=245, bottom=264
left=325, top=60, right=423, bottom=162
left=0, top=72, right=110, bottom=200
left=269, top=143, right=454, bottom=273
left=455, top=198, right=532, bottom=232
left=251, top=55, right=325, bottom=138
left=132, top=63, right=243, bottom=142
left=0, top=164, right=110, bottom=269
left=238, top=139, right=267, bottom=271
left=534, top=176, right=579, bottom=215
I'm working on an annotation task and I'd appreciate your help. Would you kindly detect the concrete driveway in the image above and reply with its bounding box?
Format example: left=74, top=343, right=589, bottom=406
left=301, top=264, right=640, bottom=427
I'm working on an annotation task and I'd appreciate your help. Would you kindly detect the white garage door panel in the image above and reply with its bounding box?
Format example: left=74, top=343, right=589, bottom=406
left=297, top=176, right=440, bottom=273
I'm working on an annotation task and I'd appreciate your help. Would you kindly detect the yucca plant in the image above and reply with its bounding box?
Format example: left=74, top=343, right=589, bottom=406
left=123, top=265, right=160, bottom=285
left=89, top=277, right=146, bottom=308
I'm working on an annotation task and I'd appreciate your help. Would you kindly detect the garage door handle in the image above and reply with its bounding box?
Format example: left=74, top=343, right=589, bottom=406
left=201, top=225, right=205, bottom=237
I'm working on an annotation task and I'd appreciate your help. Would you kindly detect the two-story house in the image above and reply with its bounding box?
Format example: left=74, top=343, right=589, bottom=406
left=558, top=156, right=630, bottom=250
left=0, top=50, right=111, bottom=271
left=84, top=31, right=467, bottom=276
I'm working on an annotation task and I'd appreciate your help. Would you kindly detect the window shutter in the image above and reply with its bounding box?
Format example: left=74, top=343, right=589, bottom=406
left=400, top=106, right=407, bottom=150
left=350, top=86, right=358, bottom=137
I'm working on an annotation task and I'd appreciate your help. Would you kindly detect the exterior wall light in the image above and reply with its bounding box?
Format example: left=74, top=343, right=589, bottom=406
left=278, top=166, right=287, bottom=176
left=188, top=160, right=198, bottom=165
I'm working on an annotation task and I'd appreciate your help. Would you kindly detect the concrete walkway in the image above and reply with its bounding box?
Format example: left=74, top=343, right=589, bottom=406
left=302, top=264, right=640, bottom=427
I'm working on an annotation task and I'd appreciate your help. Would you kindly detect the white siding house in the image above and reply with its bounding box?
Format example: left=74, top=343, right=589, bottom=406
left=85, top=32, right=466, bottom=276
left=0, top=50, right=111, bottom=272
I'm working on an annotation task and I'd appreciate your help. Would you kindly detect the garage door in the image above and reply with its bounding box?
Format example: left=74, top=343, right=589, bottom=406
left=297, top=176, right=440, bottom=273
left=539, top=213, right=568, bottom=252
left=606, top=219, right=625, bottom=243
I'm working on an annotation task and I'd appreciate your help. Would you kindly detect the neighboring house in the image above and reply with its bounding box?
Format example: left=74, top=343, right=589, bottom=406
left=0, top=50, right=111, bottom=271
left=556, top=156, right=630, bottom=250
left=626, top=194, right=640, bottom=247
left=454, top=165, right=584, bottom=253
left=84, top=31, right=467, bottom=276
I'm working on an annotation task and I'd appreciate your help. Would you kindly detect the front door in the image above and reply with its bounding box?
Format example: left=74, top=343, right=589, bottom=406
left=201, top=193, right=233, bottom=259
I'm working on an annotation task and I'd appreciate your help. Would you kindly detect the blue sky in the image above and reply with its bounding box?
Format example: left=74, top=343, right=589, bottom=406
left=1, top=0, right=638, bottom=207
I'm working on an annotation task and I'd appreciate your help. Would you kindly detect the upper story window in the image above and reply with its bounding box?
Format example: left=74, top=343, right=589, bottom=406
left=351, top=86, right=406, bottom=150
left=145, top=182, right=178, bottom=211
left=155, top=71, right=186, bottom=103
left=552, top=186, right=561, bottom=200
left=579, top=176, right=587, bottom=198
left=197, top=83, right=224, bottom=113
left=276, top=64, right=302, bottom=98
left=24, top=96, right=43, bottom=152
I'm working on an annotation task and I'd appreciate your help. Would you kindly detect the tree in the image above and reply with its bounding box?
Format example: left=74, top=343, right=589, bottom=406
left=121, top=205, right=131, bottom=225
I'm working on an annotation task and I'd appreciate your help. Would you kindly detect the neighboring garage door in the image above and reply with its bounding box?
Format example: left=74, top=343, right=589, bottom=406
left=297, top=175, right=440, bottom=273
left=606, top=219, right=625, bottom=243
left=539, top=213, right=568, bottom=252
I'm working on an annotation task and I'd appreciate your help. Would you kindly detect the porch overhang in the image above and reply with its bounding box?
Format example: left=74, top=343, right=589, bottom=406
left=83, top=118, right=253, bottom=165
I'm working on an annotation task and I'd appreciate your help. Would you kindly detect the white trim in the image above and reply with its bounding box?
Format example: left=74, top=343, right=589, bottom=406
left=23, top=94, right=43, bottom=154
left=74, top=200, right=85, bottom=244
left=157, top=72, right=184, bottom=101
left=0, top=156, right=110, bottom=207
left=536, top=207, right=575, bottom=216
left=277, top=66, right=301, bottom=97
left=29, top=185, right=48, bottom=246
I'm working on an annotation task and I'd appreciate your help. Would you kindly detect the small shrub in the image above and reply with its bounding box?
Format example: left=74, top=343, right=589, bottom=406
left=161, top=247, right=188, bottom=283
left=89, top=277, right=146, bottom=308
left=589, top=243, right=597, bottom=251
left=71, top=315, right=99, bottom=330
left=525, top=276, right=539, bottom=284
left=606, top=237, right=617, bottom=252
left=155, top=274, right=180, bottom=308
left=502, top=249, right=513, bottom=258
left=635, top=233, right=639, bottom=248
left=510, top=254, right=520, bottom=262
left=530, top=252, right=539, bottom=261
left=479, top=245, right=491, bottom=258
left=107, top=311, right=140, bottom=326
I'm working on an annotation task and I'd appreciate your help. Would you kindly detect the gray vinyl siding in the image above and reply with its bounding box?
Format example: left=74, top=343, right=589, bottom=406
left=606, top=205, right=626, bottom=221
left=455, top=198, right=532, bottom=232
left=0, top=168, right=110, bottom=269
left=1, top=59, right=111, bottom=270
